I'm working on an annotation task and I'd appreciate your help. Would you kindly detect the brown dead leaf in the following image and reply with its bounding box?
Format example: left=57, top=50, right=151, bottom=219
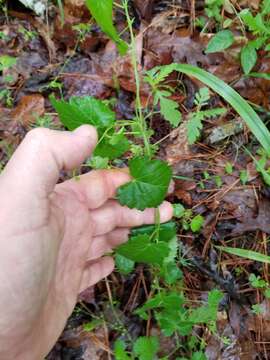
left=232, top=199, right=270, bottom=235
left=47, top=325, right=109, bottom=360
left=166, top=123, right=192, bottom=165
left=237, top=0, right=261, bottom=10
left=11, top=94, right=45, bottom=126
left=134, top=0, right=155, bottom=21
left=248, top=299, right=270, bottom=341
left=222, top=189, right=256, bottom=222
left=175, top=189, right=193, bottom=205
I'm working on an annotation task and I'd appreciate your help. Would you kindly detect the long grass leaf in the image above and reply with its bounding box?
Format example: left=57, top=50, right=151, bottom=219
left=171, top=64, right=270, bottom=155
left=217, top=246, right=270, bottom=264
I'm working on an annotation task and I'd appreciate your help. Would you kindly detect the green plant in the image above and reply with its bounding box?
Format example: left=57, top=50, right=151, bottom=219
left=239, top=169, right=248, bottom=185
left=186, top=87, right=226, bottom=144
left=205, top=30, right=234, bottom=53
left=50, top=1, right=270, bottom=357
left=72, top=23, right=92, bottom=43
left=147, top=63, right=270, bottom=155
left=218, top=246, right=270, bottom=264
left=252, top=304, right=263, bottom=315
left=240, top=1, right=270, bottom=74
left=225, top=162, right=233, bottom=174
left=0, top=55, right=16, bottom=72
left=249, top=273, right=270, bottom=300
left=33, top=114, right=55, bottom=128
left=144, top=67, right=182, bottom=127
left=205, top=0, right=224, bottom=23
left=85, top=0, right=128, bottom=55
left=0, top=0, right=8, bottom=20
left=18, top=25, right=37, bottom=41
left=0, top=89, right=13, bottom=107
left=249, top=273, right=268, bottom=289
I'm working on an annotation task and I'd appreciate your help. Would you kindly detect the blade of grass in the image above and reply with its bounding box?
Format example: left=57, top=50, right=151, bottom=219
left=217, top=246, right=270, bottom=264
left=171, top=64, right=270, bottom=156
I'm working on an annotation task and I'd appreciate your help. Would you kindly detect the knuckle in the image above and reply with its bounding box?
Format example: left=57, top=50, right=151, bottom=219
left=25, top=128, right=51, bottom=148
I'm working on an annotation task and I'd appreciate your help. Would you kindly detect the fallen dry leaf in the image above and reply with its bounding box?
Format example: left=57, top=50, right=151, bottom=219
left=11, top=94, right=45, bottom=126
left=134, top=0, right=155, bottom=21
left=232, top=199, right=270, bottom=235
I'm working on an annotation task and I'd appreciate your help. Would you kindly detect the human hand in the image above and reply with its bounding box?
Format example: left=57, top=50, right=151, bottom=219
left=0, top=126, right=173, bottom=360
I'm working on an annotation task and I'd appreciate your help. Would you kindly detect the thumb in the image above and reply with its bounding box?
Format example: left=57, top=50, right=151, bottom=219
left=1, top=125, right=98, bottom=196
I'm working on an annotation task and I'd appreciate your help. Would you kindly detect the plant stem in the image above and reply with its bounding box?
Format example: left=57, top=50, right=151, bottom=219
left=122, top=0, right=151, bottom=157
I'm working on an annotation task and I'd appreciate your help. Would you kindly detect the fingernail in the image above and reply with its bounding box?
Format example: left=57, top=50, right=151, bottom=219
left=73, top=125, right=97, bottom=138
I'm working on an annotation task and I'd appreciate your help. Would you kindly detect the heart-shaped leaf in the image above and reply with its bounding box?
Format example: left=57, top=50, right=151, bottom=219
left=116, top=234, right=169, bottom=265
left=117, top=157, right=172, bottom=210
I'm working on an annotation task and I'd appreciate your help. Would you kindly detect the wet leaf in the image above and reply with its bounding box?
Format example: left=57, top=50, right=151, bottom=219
left=205, top=30, right=234, bottom=53
left=117, top=157, right=172, bottom=210
left=241, top=44, right=257, bottom=74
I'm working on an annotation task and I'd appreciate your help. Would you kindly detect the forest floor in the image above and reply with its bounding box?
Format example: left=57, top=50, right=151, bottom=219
left=1, top=0, right=270, bottom=359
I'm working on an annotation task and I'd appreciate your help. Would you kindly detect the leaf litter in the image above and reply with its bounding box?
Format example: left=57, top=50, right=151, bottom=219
left=2, top=0, right=270, bottom=358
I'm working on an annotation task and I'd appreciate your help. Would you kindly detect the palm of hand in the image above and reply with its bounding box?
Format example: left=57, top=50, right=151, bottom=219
left=0, top=127, right=172, bottom=359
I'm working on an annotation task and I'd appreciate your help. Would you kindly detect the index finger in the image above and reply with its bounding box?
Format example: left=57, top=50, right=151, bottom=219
left=57, top=169, right=131, bottom=210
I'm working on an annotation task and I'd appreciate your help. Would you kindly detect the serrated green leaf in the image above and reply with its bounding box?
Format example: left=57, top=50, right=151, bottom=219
left=50, top=96, right=115, bottom=133
left=241, top=44, right=257, bottom=75
left=240, top=169, right=248, bottom=185
left=160, top=261, right=182, bottom=285
left=88, top=156, right=109, bottom=169
left=205, top=30, right=234, bottom=53
left=189, top=289, right=223, bottom=324
left=133, top=336, right=159, bottom=360
left=131, top=222, right=176, bottom=242
left=85, top=0, right=128, bottom=55
left=116, top=234, right=169, bottom=265
left=217, top=246, right=270, bottom=264
left=240, top=9, right=270, bottom=35
left=114, top=339, right=131, bottom=360
left=117, top=157, right=172, bottom=210
left=173, top=203, right=185, bottom=218
left=192, top=352, right=207, bottom=360
left=187, top=115, right=203, bottom=144
left=144, top=64, right=176, bottom=87
left=165, top=233, right=178, bottom=263
left=135, top=291, right=189, bottom=336
left=115, top=253, right=135, bottom=275
left=194, top=87, right=210, bottom=106
left=190, top=214, right=204, bottom=232
left=225, top=162, right=233, bottom=174
left=136, top=292, right=185, bottom=318
left=159, top=96, right=182, bottom=127
left=0, top=55, right=16, bottom=71
left=94, top=132, right=130, bottom=160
